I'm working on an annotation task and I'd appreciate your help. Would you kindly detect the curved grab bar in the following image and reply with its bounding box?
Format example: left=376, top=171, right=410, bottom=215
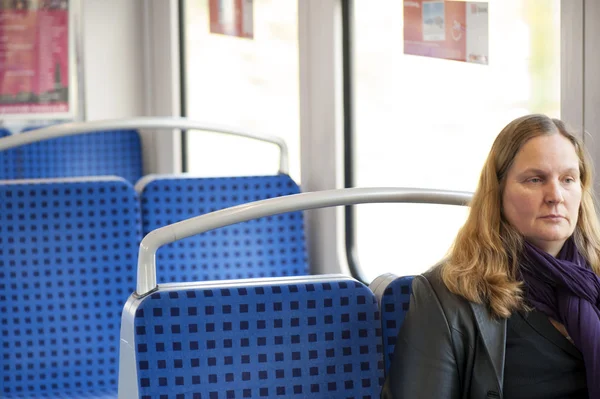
left=136, top=187, right=473, bottom=296
left=0, top=117, right=290, bottom=174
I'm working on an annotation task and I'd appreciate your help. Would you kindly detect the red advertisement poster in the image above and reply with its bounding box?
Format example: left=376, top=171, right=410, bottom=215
left=404, top=1, right=488, bottom=64
left=209, top=0, right=253, bottom=39
left=0, top=0, right=71, bottom=118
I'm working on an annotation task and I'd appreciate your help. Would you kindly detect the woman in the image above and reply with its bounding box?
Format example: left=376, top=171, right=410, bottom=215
left=382, top=114, right=600, bottom=398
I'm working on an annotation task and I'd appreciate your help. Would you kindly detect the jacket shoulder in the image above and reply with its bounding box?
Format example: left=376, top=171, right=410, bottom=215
left=381, top=265, right=472, bottom=398
left=417, top=265, right=474, bottom=329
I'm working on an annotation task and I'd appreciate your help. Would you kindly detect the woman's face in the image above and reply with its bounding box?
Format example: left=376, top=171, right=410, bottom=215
left=502, top=133, right=582, bottom=256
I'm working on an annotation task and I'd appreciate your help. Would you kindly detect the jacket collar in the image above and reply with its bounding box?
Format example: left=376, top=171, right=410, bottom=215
left=469, top=302, right=507, bottom=391
left=520, top=310, right=582, bottom=359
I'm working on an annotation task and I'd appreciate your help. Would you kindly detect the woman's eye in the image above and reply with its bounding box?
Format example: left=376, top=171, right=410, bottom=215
left=564, top=177, right=576, bottom=183
left=528, top=177, right=542, bottom=183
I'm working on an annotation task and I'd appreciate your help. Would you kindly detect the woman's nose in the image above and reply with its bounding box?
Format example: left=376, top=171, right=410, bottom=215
left=545, top=180, right=564, bottom=204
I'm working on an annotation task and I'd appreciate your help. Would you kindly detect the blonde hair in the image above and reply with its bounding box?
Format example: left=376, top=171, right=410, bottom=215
left=441, top=114, right=600, bottom=318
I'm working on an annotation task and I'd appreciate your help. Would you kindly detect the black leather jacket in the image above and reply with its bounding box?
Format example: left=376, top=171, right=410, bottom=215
left=381, top=266, right=507, bottom=399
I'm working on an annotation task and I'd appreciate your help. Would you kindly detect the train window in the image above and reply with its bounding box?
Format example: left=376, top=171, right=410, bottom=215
left=350, top=0, right=561, bottom=282
left=181, top=0, right=300, bottom=182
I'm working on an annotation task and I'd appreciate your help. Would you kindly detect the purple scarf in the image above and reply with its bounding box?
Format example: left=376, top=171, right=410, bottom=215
left=521, top=238, right=600, bottom=398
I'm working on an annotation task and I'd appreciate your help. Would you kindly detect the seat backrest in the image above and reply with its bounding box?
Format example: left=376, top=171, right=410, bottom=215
left=369, top=274, right=414, bottom=374
left=0, top=129, right=16, bottom=180
left=137, top=174, right=308, bottom=282
left=0, top=177, right=142, bottom=397
left=119, top=275, right=384, bottom=398
left=0, top=129, right=143, bottom=184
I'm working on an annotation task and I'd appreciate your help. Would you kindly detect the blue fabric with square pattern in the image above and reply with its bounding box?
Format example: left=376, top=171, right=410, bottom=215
left=378, top=276, right=414, bottom=373
left=0, top=128, right=17, bottom=179
left=0, top=129, right=143, bottom=184
left=0, top=179, right=142, bottom=398
left=140, top=175, right=308, bottom=282
left=132, top=278, right=384, bottom=398
left=3, top=389, right=120, bottom=399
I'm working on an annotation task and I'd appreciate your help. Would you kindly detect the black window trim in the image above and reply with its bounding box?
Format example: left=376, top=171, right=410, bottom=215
left=341, top=0, right=367, bottom=283
left=179, top=0, right=189, bottom=173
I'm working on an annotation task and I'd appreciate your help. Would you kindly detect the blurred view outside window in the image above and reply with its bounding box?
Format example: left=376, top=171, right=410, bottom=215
left=353, top=1, right=561, bottom=282
left=183, top=0, right=300, bottom=182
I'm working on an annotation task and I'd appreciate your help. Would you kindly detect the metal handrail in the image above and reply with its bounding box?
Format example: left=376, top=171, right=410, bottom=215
left=136, top=187, right=473, bottom=295
left=0, top=117, right=290, bottom=174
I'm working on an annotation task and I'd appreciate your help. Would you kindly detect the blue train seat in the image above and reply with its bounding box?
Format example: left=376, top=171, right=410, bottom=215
left=0, top=128, right=143, bottom=184
left=0, top=129, right=17, bottom=180
left=0, top=177, right=142, bottom=398
left=118, top=275, right=384, bottom=398
left=369, top=273, right=414, bottom=374
left=136, top=174, right=308, bottom=282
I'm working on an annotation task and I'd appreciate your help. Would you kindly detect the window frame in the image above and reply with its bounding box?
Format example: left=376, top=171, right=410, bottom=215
left=342, top=0, right=585, bottom=282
